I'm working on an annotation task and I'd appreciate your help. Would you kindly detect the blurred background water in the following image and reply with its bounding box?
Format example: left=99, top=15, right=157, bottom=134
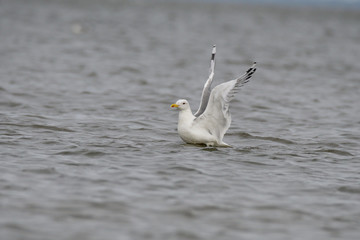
left=1, top=0, right=360, bottom=239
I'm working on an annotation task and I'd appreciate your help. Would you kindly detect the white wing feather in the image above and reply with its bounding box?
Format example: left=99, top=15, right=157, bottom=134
left=194, top=62, right=256, bottom=142
left=194, top=45, right=216, bottom=117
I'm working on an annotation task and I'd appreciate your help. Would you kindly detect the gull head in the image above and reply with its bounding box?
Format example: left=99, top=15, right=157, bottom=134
left=170, top=99, right=190, bottom=111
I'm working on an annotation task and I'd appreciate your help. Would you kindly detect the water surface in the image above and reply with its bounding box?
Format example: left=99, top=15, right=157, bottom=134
left=1, top=0, right=360, bottom=239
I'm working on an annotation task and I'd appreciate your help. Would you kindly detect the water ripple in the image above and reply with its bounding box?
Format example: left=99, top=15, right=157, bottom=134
left=1, top=1, right=360, bottom=240
left=22, top=167, right=58, bottom=175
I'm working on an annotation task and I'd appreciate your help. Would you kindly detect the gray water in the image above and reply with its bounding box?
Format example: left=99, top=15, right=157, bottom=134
left=1, top=0, right=360, bottom=239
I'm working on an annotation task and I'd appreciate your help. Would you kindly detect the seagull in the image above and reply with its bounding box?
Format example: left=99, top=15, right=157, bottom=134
left=171, top=45, right=256, bottom=147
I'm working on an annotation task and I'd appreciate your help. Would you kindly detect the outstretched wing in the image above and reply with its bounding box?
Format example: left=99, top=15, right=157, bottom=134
left=195, top=62, right=257, bottom=141
left=194, top=45, right=216, bottom=117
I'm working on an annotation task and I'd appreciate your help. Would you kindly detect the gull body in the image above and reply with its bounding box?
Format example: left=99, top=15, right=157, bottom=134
left=173, top=99, right=228, bottom=147
left=171, top=45, right=256, bottom=147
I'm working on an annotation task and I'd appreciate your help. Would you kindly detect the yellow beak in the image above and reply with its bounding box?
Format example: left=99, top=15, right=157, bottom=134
left=171, top=104, right=179, bottom=108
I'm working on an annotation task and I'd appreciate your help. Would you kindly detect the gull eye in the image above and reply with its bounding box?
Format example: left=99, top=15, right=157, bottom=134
left=183, top=102, right=186, bottom=105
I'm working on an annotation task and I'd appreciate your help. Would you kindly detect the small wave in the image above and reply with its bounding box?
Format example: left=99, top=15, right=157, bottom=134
left=231, top=132, right=295, bottom=145
left=244, top=117, right=268, bottom=122
left=234, top=146, right=260, bottom=153
left=22, top=167, right=58, bottom=174
left=338, top=186, right=360, bottom=194
left=23, top=114, right=49, bottom=120
left=201, top=147, right=220, bottom=151
left=31, top=124, right=75, bottom=132
left=42, top=140, right=61, bottom=145
left=3, top=223, right=30, bottom=232
left=167, top=209, right=197, bottom=219
left=0, top=123, right=74, bottom=132
left=191, top=205, right=232, bottom=212
left=110, top=66, right=141, bottom=75
left=60, top=161, right=95, bottom=167
left=174, top=230, right=201, bottom=240
left=228, top=131, right=253, bottom=138
left=87, top=71, right=98, bottom=78
left=316, top=149, right=353, bottom=156
left=2, top=184, right=28, bottom=191
left=0, top=101, right=22, bottom=107
left=11, top=92, right=36, bottom=98
left=68, top=213, right=94, bottom=220
left=55, top=150, right=107, bottom=157
left=259, top=136, right=295, bottom=145
left=169, top=166, right=204, bottom=174
left=241, top=160, right=274, bottom=166
left=88, top=200, right=129, bottom=212
left=84, top=151, right=107, bottom=157
left=251, top=104, right=271, bottom=110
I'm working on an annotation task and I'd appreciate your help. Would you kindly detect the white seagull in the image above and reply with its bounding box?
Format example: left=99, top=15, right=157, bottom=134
left=171, top=45, right=256, bottom=147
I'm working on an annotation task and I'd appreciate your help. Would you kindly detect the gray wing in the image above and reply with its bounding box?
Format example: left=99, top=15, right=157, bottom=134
left=195, top=62, right=257, bottom=142
left=194, top=45, right=216, bottom=117
left=222, top=62, right=257, bottom=103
